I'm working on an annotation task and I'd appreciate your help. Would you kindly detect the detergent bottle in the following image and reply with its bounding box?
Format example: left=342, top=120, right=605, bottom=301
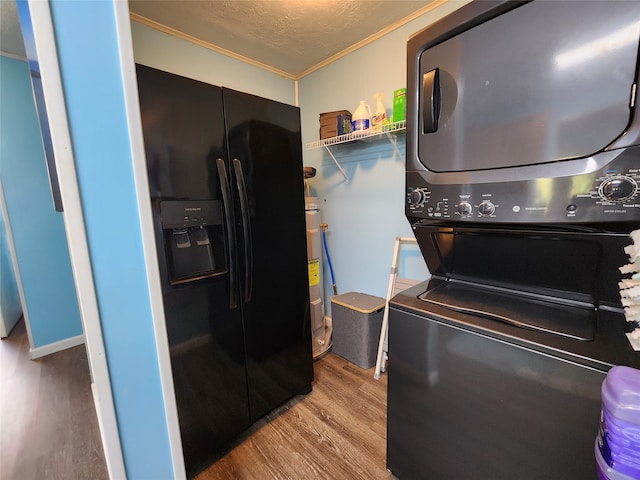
left=351, top=100, right=372, bottom=132
left=371, top=93, right=388, bottom=129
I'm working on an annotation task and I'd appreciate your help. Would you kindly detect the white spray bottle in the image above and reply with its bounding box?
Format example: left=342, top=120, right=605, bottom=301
left=371, top=93, right=388, bottom=129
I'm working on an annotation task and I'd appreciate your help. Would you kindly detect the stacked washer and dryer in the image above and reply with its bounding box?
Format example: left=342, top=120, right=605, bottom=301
left=387, top=2, right=640, bottom=478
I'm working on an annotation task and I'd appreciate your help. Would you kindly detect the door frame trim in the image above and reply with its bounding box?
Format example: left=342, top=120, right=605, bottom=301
left=0, top=179, right=29, bottom=341
left=113, top=2, right=186, bottom=477
left=23, top=1, right=127, bottom=477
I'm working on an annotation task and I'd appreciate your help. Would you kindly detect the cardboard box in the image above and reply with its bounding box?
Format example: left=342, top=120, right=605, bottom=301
left=319, top=110, right=352, bottom=139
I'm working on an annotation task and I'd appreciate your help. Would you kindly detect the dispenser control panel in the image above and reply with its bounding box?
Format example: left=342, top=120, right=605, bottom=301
left=160, top=200, right=223, bottom=229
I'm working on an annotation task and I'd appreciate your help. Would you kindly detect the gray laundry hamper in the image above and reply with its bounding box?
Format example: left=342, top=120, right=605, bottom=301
left=330, top=292, right=385, bottom=369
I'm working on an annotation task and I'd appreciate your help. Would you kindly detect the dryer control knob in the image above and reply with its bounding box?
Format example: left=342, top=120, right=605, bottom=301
left=598, top=176, right=637, bottom=203
left=478, top=201, right=495, bottom=216
left=456, top=202, right=473, bottom=216
left=408, top=188, right=426, bottom=206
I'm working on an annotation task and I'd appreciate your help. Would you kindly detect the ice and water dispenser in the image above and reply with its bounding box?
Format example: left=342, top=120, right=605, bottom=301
left=160, top=200, right=226, bottom=283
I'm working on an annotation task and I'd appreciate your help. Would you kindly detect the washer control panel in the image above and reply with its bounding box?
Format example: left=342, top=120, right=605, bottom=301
left=407, top=154, right=640, bottom=223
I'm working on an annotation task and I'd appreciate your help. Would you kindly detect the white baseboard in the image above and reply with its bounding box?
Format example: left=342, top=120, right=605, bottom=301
left=30, top=334, right=85, bottom=359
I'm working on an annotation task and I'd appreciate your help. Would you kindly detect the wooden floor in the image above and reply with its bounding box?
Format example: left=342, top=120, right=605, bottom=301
left=1, top=318, right=390, bottom=479
left=0, top=318, right=108, bottom=480
left=197, top=353, right=390, bottom=480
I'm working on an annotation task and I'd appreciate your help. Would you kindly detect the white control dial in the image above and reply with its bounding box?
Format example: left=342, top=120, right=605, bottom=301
left=456, top=201, right=473, bottom=216
left=478, top=201, right=496, bottom=216
left=598, top=176, right=638, bottom=203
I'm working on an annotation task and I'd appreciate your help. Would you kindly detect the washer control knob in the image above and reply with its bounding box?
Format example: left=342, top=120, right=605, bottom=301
left=598, top=176, right=637, bottom=203
left=456, top=201, right=473, bottom=216
left=478, top=201, right=495, bottom=216
left=408, top=188, right=426, bottom=206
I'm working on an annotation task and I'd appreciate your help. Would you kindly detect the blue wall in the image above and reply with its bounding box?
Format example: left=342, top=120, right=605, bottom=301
left=297, top=5, right=470, bottom=306
left=48, top=1, right=173, bottom=477
left=6, top=1, right=469, bottom=475
left=131, top=22, right=296, bottom=105
left=128, top=5, right=466, bottom=310
left=0, top=55, right=82, bottom=346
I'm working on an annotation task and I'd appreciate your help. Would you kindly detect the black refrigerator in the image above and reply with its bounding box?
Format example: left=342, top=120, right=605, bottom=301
left=135, top=64, right=314, bottom=477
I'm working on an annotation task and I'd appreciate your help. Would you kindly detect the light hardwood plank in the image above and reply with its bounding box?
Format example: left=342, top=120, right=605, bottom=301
left=2, top=318, right=390, bottom=480
left=196, top=352, right=390, bottom=480
left=0, top=318, right=108, bottom=480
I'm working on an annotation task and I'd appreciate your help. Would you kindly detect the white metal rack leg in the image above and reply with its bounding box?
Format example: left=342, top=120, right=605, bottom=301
left=374, top=236, right=417, bottom=380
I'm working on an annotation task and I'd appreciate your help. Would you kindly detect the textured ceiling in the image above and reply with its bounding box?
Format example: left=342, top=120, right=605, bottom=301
left=128, top=1, right=435, bottom=78
left=0, top=1, right=437, bottom=79
left=0, top=1, right=25, bottom=57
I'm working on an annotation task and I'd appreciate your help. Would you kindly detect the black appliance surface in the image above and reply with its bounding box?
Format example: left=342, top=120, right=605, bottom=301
left=386, top=224, right=640, bottom=479
left=388, top=282, right=639, bottom=480
left=136, top=65, right=313, bottom=477
left=411, top=225, right=631, bottom=310
left=390, top=2, right=640, bottom=478
left=405, top=0, right=640, bottom=225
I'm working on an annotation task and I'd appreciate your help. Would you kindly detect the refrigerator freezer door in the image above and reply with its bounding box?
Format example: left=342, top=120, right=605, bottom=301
left=136, top=65, right=251, bottom=476
left=223, top=88, right=314, bottom=422
left=163, top=282, right=249, bottom=475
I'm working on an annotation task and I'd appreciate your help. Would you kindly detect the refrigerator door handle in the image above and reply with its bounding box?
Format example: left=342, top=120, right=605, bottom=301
left=233, top=158, right=253, bottom=303
left=216, top=158, right=238, bottom=309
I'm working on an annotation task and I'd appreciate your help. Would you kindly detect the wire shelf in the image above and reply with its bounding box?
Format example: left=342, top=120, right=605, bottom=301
left=305, top=120, right=406, bottom=150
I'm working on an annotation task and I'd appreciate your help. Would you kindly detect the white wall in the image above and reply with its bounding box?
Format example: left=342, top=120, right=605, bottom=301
left=299, top=1, right=470, bottom=306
